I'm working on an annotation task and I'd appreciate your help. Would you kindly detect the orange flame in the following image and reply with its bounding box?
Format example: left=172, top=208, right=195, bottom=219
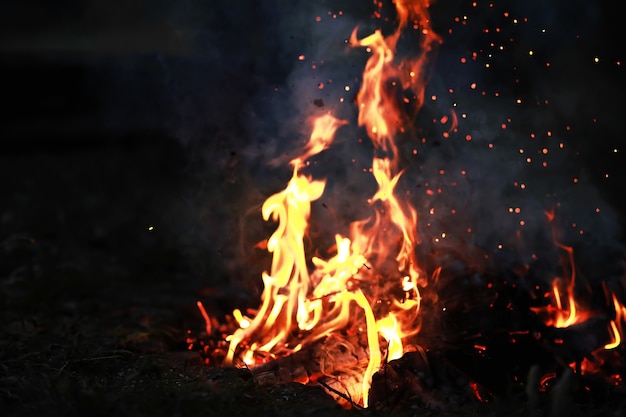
left=530, top=211, right=592, bottom=328
left=568, top=292, right=626, bottom=378
left=604, top=293, right=626, bottom=350
left=350, top=0, right=441, bottom=163
left=224, top=1, right=440, bottom=407
left=531, top=211, right=626, bottom=382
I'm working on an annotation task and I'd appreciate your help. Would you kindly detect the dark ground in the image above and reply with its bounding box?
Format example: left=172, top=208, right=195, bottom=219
left=1, top=1, right=625, bottom=416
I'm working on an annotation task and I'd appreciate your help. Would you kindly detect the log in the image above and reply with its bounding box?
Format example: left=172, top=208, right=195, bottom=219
left=369, top=349, right=482, bottom=410
left=250, top=342, right=324, bottom=386
left=246, top=334, right=374, bottom=407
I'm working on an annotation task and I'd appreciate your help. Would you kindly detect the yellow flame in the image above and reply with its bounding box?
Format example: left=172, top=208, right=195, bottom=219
left=291, top=114, right=348, bottom=168
left=224, top=115, right=344, bottom=365
left=376, top=314, right=403, bottom=361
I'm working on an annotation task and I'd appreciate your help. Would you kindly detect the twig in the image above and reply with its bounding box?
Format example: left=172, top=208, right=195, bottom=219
left=75, top=355, right=129, bottom=362
left=317, top=378, right=364, bottom=410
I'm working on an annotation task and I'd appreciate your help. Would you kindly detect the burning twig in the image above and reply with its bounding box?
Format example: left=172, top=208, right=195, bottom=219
left=317, top=378, right=365, bottom=410
left=248, top=343, right=322, bottom=386
left=196, top=300, right=212, bottom=335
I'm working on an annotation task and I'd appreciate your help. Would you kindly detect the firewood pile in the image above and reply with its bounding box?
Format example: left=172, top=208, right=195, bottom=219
left=192, top=245, right=626, bottom=413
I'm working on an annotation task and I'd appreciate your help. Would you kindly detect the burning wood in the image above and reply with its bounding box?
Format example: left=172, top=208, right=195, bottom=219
left=249, top=341, right=324, bottom=387
left=247, top=335, right=372, bottom=406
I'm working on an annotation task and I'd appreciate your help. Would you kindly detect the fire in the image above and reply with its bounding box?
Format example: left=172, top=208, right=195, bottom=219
left=223, top=0, right=440, bottom=407
left=530, top=210, right=626, bottom=378
left=224, top=114, right=343, bottom=366
left=569, top=292, right=626, bottom=378
left=529, top=210, right=591, bottom=328
left=350, top=0, right=440, bottom=159
left=605, top=293, right=626, bottom=350
left=195, top=0, right=626, bottom=408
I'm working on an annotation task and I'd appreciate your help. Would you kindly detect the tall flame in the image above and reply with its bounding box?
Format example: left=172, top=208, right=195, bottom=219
left=350, top=0, right=440, bottom=163
left=224, top=114, right=346, bottom=366
left=224, top=1, right=440, bottom=407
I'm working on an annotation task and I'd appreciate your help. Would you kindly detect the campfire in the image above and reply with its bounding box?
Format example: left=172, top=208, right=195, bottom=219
left=191, top=0, right=626, bottom=411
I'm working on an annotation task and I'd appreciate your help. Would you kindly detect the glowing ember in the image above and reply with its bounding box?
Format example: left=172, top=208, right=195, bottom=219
left=223, top=0, right=440, bottom=407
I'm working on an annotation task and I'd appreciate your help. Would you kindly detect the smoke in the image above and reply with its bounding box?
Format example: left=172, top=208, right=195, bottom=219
left=18, top=0, right=615, bottom=289
left=1, top=0, right=621, bottom=298
left=247, top=2, right=618, bottom=252
left=171, top=0, right=623, bottom=287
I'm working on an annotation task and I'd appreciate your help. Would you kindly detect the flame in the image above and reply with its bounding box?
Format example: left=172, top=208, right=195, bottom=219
left=530, top=211, right=592, bottom=328
left=224, top=114, right=345, bottom=366
left=530, top=211, right=626, bottom=381
left=550, top=232, right=590, bottom=328
left=604, top=293, right=626, bottom=350
left=350, top=0, right=440, bottom=160
left=224, top=1, right=440, bottom=407
left=566, top=292, right=626, bottom=378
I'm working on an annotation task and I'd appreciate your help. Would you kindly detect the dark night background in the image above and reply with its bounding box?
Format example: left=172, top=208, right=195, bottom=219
left=0, top=0, right=625, bottom=415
